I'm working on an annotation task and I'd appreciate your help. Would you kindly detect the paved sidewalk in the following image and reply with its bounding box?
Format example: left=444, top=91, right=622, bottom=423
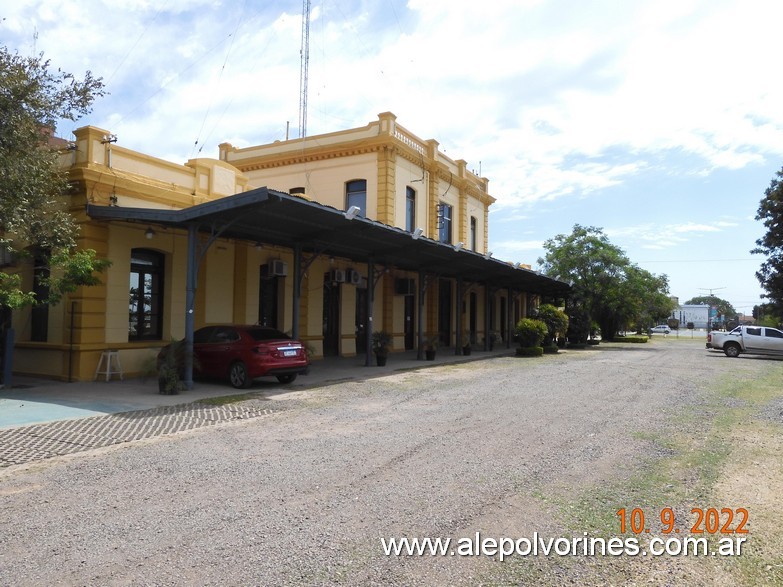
left=0, top=346, right=516, bottom=468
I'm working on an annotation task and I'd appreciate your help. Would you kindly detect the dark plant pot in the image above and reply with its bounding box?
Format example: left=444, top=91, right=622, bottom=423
left=425, top=349, right=436, bottom=361
left=375, top=353, right=388, bottom=366
left=158, top=373, right=180, bottom=395
left=462, top=345, right=472, bottom=355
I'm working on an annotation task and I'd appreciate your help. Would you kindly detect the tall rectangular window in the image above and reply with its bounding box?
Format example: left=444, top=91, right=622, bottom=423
left=346, top=179, right=366, bottom=217
left=129, top=249, right=164, bottom=340
left=470, top=216, right=477, bottom=251
left=438, top=203, right=453, bottom=244
left=405, top=187, right=416, bottom=232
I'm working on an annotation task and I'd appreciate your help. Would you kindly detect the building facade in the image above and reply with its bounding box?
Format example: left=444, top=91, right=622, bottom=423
left=8, top=113, right=566, bottom=382
left=670, top=304, right=710, bottom=329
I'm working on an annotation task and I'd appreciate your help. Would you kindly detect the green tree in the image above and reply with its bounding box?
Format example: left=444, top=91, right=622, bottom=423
left=538, top=225, right=673, bottom=340
left=533, top=303, right=569, bottom=346
left=0, top=47, right=108, bottom=313
left=752, top=166, right=783, bottom=316
left=684, top=296, right=737, bottom=321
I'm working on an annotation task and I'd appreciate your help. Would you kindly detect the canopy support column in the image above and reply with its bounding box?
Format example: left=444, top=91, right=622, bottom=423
left=184, top=222, right=197, bottom=390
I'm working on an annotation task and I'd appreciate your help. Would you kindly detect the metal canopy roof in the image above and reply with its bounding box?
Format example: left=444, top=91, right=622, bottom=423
left=87, top=186, right=570, bottom=297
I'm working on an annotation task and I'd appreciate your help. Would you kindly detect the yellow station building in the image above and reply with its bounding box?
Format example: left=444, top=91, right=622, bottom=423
left=7, top=112, right=568, bottom=382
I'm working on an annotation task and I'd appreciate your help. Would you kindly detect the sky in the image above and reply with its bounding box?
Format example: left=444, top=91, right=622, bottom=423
left=3, top=0, right=782, bottom=316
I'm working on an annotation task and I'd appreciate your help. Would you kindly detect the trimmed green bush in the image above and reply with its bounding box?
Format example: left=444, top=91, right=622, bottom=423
left=516, top=346, right=544, bottom=357
left=610, top=335, right=648, bottom=343
left=543, top=345, right=559, bottom=354
left=515, top=318, right=548, bottom=347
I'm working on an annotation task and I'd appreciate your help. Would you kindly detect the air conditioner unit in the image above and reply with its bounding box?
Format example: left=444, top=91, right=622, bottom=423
left=347, top=268, right=362, bottom=285
left=331, top=269, right=346, bottom=283
left=261, top=259, right=288, bottom=279
left=268, top=259, right=288, bottom=276
left=395, top=278, right=415, bottom=295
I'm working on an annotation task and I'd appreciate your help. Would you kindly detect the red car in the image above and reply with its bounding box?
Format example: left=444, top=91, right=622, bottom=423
left=173, top=325, right=310, bottom=388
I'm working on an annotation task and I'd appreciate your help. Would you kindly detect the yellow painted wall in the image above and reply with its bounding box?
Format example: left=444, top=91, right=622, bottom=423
left=204, top=242, right=235, bottom=324
left=242, top=155, right=379, bottom=218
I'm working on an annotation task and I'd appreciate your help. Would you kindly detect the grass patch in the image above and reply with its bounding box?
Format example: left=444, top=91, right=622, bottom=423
left=502, top=361, right=783, bottom=586
left=198, top=393, right=257, bottom=406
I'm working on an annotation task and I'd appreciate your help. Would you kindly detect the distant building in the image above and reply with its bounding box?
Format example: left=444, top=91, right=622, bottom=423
left=670, top=304, right=709, bottom=329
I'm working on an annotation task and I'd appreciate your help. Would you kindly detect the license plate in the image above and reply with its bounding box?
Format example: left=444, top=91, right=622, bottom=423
left=283, top=350, right=297, bottom=357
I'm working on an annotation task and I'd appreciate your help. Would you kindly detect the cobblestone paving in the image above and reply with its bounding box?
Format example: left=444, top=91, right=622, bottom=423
left=0, top=402, right=274, bottom=467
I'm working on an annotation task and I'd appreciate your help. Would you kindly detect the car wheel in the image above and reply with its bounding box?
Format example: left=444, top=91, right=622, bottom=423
left=276, top=373, right=297, bottom=384
left=724, top=343, right=741, bottom=358
left=229, top=361, right=252, bottom=388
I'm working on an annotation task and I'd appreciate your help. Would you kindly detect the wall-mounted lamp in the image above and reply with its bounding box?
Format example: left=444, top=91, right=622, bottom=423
left=329, top=256, right=335, bottom=265
left=344, top=205, right=361, bottom=220
left=454, top=242, right=464, bottom=251
left=145, top=227, right=155, bottom=240
left=412, top=227, right=423, bottom=240
left=101, top=134, right=118, bottom=144
left=109, top=194, right=118, bottom=206
left=254, top=242, right=263, bottom=251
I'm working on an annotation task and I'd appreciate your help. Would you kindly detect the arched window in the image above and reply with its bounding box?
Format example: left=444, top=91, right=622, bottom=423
left=129, top=249, right=164, bottom=340
left=346, top=180, right=366, bottom=217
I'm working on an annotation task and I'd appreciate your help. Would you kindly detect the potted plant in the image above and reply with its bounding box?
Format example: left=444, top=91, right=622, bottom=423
left=372, top=330, right=392, bottom=366
left=157, top=339, right=184, bottom=394
left=461, top=333, right=472, bottom=356
left=424, top=333, right=439, bottom=360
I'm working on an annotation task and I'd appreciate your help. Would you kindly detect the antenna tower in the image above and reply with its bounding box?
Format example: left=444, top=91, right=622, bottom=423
left=298, top=0, right=311, bottom=140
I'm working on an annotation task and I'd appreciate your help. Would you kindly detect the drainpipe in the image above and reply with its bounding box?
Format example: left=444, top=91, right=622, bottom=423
left=417, top=270, right=425, bottom=360
left=292, top=244, right=302, bottom=339
left=455, top=278, right=463, bottom=355
left=365, top=259, right=374, bottom=366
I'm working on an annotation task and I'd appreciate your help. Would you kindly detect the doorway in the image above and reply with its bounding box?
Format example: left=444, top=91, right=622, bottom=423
left=258, top=274, right=279, bottom=328
left=404, top=294, right=415, bottom=350
left=355, top=287, right=367, bottom=354
left=323, top=273, right=341, bottom=356
left=438, top=279, right=452, bottom=347
left=469, top=292, right=477, bottom=344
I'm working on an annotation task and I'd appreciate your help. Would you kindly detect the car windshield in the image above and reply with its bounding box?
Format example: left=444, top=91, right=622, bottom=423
left=246, top=328, right=291, bottom=341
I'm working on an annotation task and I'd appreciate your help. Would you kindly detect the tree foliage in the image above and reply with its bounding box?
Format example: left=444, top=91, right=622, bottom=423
left=538, top=225, right=674, bottom=340
left=683, top=295, right=737, bottom=321
left=752, top=166, right=783, bottom=316
left=0, top=47, right=108, bottom=310
left=533, top=303, right=568, bottom=346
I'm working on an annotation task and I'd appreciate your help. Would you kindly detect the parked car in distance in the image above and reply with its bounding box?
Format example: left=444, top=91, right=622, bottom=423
left=159, top=325, right=309, bottom=388
left=650, top=325, right=671, bottom=334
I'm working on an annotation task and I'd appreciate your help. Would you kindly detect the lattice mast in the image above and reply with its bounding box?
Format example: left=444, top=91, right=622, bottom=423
left=298, top=0, right=311, bottom=139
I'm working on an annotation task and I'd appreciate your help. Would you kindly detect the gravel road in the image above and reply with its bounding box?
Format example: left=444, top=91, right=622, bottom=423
left=0, top=339, right=764, bottom=585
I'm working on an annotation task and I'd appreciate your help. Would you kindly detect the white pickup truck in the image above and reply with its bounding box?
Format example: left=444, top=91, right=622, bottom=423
left=707, top=325, right=783, bottom=357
